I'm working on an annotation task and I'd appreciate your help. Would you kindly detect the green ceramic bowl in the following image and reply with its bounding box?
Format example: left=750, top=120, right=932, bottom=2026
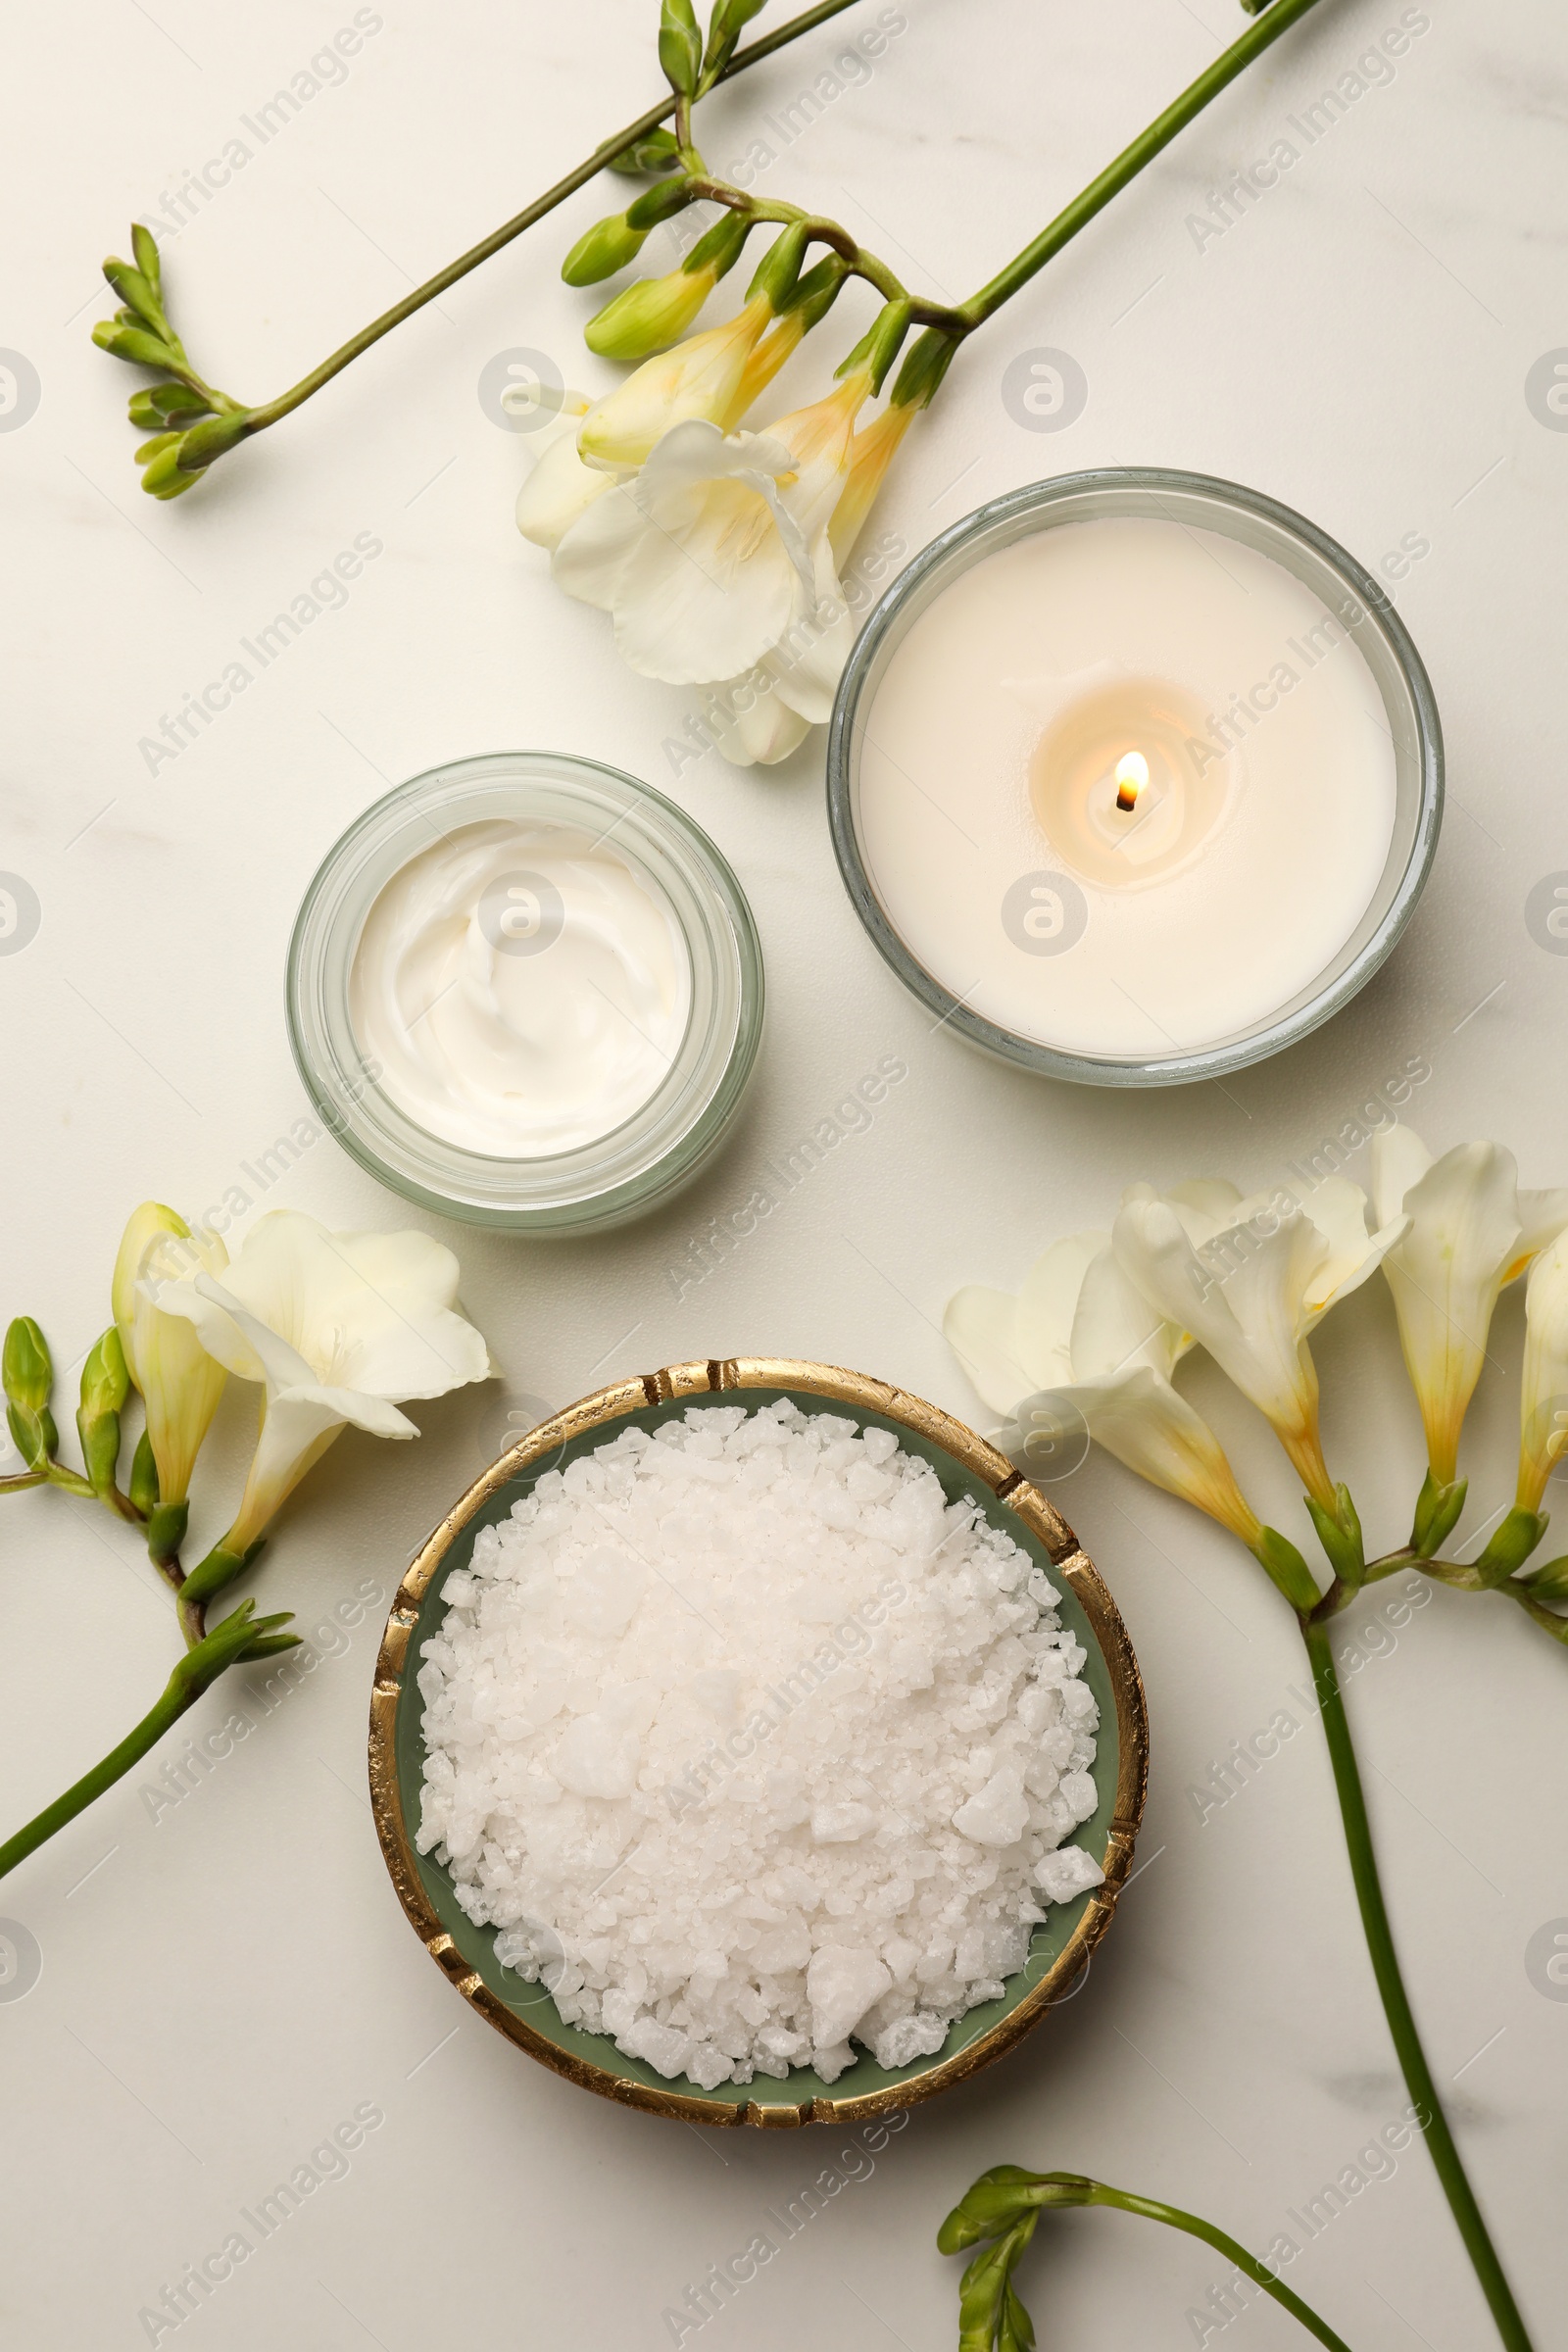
left=370, top=1358, right=1149, bottom=2129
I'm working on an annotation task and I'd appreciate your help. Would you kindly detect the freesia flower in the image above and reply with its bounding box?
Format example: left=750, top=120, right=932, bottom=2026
left=112, top=1202, right=228, bottom=1512
left=551, top=367, right=870, bottom=691
left=697, top=394, right=920, bottom=768
left=513, top=393, right=613, bottom=551
left=946, top=1231, right=1262, bottom=1544
left=1371, top=1127, right=1568, bottom=1485
left=154, top=1211, right=493, bottom=1574
left=577, top=295, right=774, bottom=472
left=827, top=395, right=917, bottom=567
left=1110, top=1179, right=1405, bottom=1508
left=1517, top=1229, right=1568, bottom=1510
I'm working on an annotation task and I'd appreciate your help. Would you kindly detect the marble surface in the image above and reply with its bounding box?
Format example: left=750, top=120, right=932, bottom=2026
left=3, top=1, right=1564, bottom=2344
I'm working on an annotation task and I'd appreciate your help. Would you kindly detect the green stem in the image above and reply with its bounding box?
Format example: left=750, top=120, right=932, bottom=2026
left=1361, top=1544, right=1416, bottom=1585
left=0, top=1680, right=198, bottom=1885
left=1299, top=1617, right=1535, bottom=2352
left=1082, top=2181, right=1353, bottom=2351
left=1511, top=1590, right=1568, bottom=1644
left=0, top=1470, right=45, bottom=1494
left=246, top=0, right=866, bottom=430
left=682, top=179, right=963, bottom=322
left=0, top=1600, right=298, bottom=1885
left=957, top=0, right=1330, bottom=325
left=43, top=1463, right=95, bottom=1499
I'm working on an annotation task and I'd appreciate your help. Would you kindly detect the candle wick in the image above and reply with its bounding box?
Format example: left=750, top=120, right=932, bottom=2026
left=1113, top=751, right=1149, bottom=812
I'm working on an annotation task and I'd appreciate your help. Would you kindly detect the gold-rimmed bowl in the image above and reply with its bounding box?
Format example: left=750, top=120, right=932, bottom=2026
left=369, top=1358, right=1149, bottom=2129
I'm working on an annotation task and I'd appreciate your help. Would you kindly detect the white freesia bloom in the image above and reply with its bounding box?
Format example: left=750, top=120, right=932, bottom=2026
left=514, top=292, right=921, bottom=766
left=1371, top=1127, right=1568, bottom=1485
left=553, top=371, right=867, bottom=688
left=513, top=395, right=612, bottom=552
left=1518, top=1230, right=1568, bottom=1510
left=112, top=1202, right=229, bottom=1505
left=696, top=530, right=858, bottom=762
left=946, top=1231, right=1262, bottom=1543
left=1111, top=1178, right=1406, bottom=1507
left=551, top=417, right=812, bottom=685
left=154, top=1211, right=493, bottom=1552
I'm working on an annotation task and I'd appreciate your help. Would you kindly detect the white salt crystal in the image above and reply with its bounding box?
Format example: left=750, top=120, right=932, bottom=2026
left=952, top=1767, right=1031, bottom=1847
left=811, top=1802, right=877, bottom=1843
left=416, top=1404, right=1102, bottom=2088
left=808, top=1945, right=893, bottom=2047
left=1034, top=1846, right=1106, bottom=1904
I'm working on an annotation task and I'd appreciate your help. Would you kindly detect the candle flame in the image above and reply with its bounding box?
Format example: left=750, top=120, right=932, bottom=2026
left=1114, top=751, right=1149, bottom=812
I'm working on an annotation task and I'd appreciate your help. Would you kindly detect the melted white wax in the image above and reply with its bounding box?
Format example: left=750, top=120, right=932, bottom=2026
left=858, top=518, right=1398, bottom=1057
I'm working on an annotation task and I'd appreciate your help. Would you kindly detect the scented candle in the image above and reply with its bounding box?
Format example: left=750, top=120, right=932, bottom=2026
left=829, top=472, right=1442, bottom=1087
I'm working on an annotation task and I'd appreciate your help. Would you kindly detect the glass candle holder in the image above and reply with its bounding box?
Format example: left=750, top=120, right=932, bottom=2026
left=287, top=752, right=763, bottom=1232
left=827, top=469, right=1443, bottom=1087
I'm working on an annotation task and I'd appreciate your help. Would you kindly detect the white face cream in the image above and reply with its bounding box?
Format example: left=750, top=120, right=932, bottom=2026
left=349, top=820, right=692, bottom=1158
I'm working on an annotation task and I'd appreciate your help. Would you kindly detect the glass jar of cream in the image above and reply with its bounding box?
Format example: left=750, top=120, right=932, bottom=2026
left=287, top=753, right=763, bottom=1232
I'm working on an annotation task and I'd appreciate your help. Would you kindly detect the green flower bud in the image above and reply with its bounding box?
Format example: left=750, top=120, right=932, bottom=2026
left=561, top=211, right=650, bottom=288
left=1472, top=1505, right=1549, bottom=1588
left=890, top=323, right=960, bottom=411
left=1520, top=1553, right=1568, bottom=1603
left=77, top=1327, right=130, bottom=1499
left=140, top=445, right=202, bottom=499
left=607, top=127, right=682, bottom=176
left=701, top=0, right=767, bottom=84
left=4, top=1317, right=51, bottom=1415
left=658, top=0, right=702, bottom=97
left=938, top=2167, right=1094, bottom=2254
left=131, top=221, right=162, bottom=290
left=102, top=259, right=167, bottom=333
left=4, top=1317, right=57, bottom=1470
left=92, top=318, right=177, bottom=369
left=584, top=266, right=713, bottom=361
left=134, top=431, right=181, bottom=466
left=747, top=221, right=809, bottom=312
left=837, top=297, right=914, bottom=393
left=126, top=382, right=211, bottom=429
left=783, top=253, right=850, bottom=332
left=681, top=208, right=751, bottom=282
left=80, top=1327, right=130, bottom=1423
left=623, top=175, right=700, bottom=232
left=956, top=2222, right=1037, bottom=2352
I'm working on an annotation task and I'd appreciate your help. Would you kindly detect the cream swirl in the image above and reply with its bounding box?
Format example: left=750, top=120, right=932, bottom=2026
left=350, top=820, right=690, bottom=1158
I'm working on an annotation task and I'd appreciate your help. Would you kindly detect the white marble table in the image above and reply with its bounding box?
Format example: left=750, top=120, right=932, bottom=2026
left=3, top=0, right=1563, bottom=2343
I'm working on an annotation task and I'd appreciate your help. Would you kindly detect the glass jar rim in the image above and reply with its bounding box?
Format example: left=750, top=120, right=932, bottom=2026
left=286, top=752, right=764, bottom=1231
left=826, top=467, right=1444, bottom=1088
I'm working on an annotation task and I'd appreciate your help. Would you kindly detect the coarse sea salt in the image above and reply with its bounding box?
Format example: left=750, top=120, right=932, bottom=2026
left=416, top=1400, right=1105, bottom=2088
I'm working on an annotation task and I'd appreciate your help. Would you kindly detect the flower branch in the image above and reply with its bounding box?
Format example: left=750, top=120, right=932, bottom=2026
left=938, top=2166, right=1357, bottom=2352
left=90, top=0, right=1332, bottom=518
left=946, top=1132, right=1553, bottom=2349
left=88, top=0, right=868, bottom=497
left=0, top=1203, right=494, bottom=1885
